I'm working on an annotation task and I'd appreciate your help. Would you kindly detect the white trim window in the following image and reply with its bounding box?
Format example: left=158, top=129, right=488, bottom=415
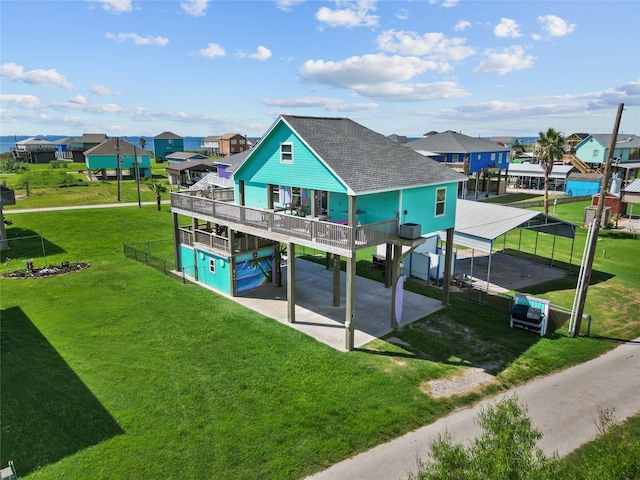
left=435, top=187, right=446, bottom=217
left=280, top=142, right=293, bottom=164
left=209, top=258, right=216, bottom=274
left=452, top=153, right=460, bottom=162
left=270, top=184, right=281, bottom=205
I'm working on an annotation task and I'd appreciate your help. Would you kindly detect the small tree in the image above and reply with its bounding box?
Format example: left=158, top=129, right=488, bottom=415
left=139, top=137, right=147, bottom=150
left=536, top=128, right=565, bottom=214
left=409, top=396, right=560, bottom=480
left=146, top=179, right=167, bottom=211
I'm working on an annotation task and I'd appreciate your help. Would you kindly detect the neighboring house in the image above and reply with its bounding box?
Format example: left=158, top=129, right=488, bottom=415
left=53, top=137, right=84, bottom=162
left=406, top=130, right=510, bottom=174
left=386, top=134, right=409, bottom=144
left=564, top=133, right=589, bottom=152
left=153, top=131, right=184, bottom=162
left=13, top=137, right=57, bottom=163
left=565, top=173, right=603, bottom=197
left=165, top=152, right=210, bottom=164
left=506, top=163, right=574, bottom=192
left=489, top=136, right=519, bottom=147
left=200, top=135, right=220, bottom=155
left=166, top=159, right=217, bottom=187
left=170, top=115, right=466, bottom=350
left=574, top=134, right=640, bottom=167
left=84, top=138, right=152, bottom=178
left=218, top=133, right=248, bottom=157
left=70, top=134, right=109, bottom=152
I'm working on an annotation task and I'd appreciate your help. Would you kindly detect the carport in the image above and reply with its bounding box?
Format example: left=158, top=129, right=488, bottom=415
left=621, top=178, right=640, bottom=231
left=439, top=200, right=577, bottom=291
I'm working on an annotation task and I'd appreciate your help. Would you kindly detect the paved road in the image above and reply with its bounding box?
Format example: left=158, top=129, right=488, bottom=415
left=307, top=338, right=640, bottom=480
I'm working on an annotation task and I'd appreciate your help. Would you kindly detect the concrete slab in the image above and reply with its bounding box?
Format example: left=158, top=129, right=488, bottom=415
left=455, top=250, right=568, bottom=294
left=198, top=259, right=444, bottom=352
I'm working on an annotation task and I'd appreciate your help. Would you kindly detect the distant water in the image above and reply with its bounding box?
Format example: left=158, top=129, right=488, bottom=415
left=1, top=134, right=539, bottom=154
left=0, top=135, right=211, bottom=154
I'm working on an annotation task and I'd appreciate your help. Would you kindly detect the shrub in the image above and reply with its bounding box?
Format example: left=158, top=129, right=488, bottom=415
left=0, top=158, right=28, bottom=174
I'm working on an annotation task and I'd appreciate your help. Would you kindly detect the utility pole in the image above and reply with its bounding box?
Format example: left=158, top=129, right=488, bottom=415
left=116, top=137, right=122, bottom=202
left=572, top=103, right=624, bottom=336
left=133, top=145, right=141, bottom=207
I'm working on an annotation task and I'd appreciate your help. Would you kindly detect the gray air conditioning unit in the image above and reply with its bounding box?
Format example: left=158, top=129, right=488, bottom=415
left=399, top=223, right=421, bottom=240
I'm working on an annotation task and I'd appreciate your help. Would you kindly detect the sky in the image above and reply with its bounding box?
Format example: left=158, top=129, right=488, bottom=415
left=1, top=0, right=639, bottom=139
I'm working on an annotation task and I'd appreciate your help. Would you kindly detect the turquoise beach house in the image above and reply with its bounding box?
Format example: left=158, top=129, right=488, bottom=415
left=153, top=131, right=184, bottom=162
left=170, top=115, right=466, bottom=350
left=84, top=138, right=152, bottom=178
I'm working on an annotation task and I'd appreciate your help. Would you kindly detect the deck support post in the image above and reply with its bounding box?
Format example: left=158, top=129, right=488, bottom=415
left=287, top=242, right=296, bottom=323
left=345, top=195, right=357, bottom=351
left=442, top=227, right=454, bottom=306
left=333, top=254, right=341, bottom=307
left=172, top=212, right=181, bottom=273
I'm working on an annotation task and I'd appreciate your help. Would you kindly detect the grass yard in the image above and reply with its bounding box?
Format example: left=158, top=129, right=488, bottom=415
left=1, top=161, right=171, bottom=209
left=1, top=198, right=639, bottom=478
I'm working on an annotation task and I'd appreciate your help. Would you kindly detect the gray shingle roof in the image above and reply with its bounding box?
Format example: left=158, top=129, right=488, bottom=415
left=154, top=131, right=182, bottom=139
left=166, top=152, right=209, bottom=161
left=278, top=115, right=466, bottom=194
left=589, top=133, right=640, bottom=150
left=166, top=160, right=215, bottom=172
left=406, top=130, right=510, bottom=154
left=77, top=133, right=108, bottom=143
left=84, top=138, right=150, bottom=156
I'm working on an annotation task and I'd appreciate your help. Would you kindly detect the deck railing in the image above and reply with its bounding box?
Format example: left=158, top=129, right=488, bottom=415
left=171, top=192, right=399, bottom=254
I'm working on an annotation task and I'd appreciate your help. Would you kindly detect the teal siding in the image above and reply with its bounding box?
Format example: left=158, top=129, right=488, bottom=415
left=154, top=138, right=184, bottom=160
left=85, top=153, right=151, bottom=169
left=179, top=245, right=195, bottom=276
left=327, top=191, right=399, bottom=224
left=401, top=183, right=457, bottom=234
left=576, top=138, right=606, bottom=165
left=235, top=122, right=347, bottom=206
left=195, top=249, right=232, bottom=294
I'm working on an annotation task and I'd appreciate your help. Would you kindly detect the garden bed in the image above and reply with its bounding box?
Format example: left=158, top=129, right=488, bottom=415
left=3, top=262, right=90, bottom=279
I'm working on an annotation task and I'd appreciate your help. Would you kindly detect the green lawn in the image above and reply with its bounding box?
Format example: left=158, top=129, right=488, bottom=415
left=1, top=194, right=639, bottom=478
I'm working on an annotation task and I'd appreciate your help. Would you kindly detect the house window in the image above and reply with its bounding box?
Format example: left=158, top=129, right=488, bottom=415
left=280, top=143, right=293, bottom=163
left=593, top=150, right=599, bottom=158
left=239, top=139, right=245, bottom=145
left=231, top=139, right=237, bottom=145
left=452, top=154, right=460, bottom=162
left=435, top=187, right=446, bottom=217
left=491, top=153, right=496, bottom=161
left=499, top=153, right=503, bottom=161
left=209, top=258, right=216, bottom=274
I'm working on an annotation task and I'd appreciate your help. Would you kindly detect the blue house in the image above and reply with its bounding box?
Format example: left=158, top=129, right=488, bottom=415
left=565, top=173, right=603, bottom=197
left=170, top=115, right=466, bottom=350
left=406, top=131, right=510, bottom=174
left=84, top=138, right=152, bottom=178
left=153, top=131, right=184, bottom=162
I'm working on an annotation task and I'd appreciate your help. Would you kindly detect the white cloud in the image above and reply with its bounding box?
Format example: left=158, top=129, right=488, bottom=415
left=300, top=53, right=438, bottom=88
left=0, top=94, right=41, bottom=109
left=260, top=96, right=377, bottom=112
left=275, top=0, right=305, bottom=11
left=91, top=84, right=120, bottom=95
left=454, top=20, right=471, bottom=32
left=538, top=15, right=576, bottom=37
left=355, top=81, right=469, bottom=101
left=396, top=8, right=408, bottom=20
left=181, top=0, right=209, bottom=17
left=473, top=46, right=535, bottom=75
left=238, top=46, right=273, bottom=61
left=376, top=29, right=475, bottom=62
left=198, top=43, right=226, bottom=58
left=0, top=62, right=73, bottom=89
left=98, top=0, right=132, bottom=14
left=316, top=1, right=379, bottom=28
left=429, top=0, right=458, bottom=7
left=105, top=32, right=169, bottom=46
left=69, top=95, right=87, bottom=105
left=494, top=18, right=522, bottom=38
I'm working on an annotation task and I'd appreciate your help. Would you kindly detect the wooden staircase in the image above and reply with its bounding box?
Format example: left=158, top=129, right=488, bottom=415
left=563, top=153, right=595, bottom=173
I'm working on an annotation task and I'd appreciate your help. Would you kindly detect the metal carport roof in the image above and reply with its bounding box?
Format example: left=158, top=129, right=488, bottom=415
left=439, top=199, right=578, bottom=291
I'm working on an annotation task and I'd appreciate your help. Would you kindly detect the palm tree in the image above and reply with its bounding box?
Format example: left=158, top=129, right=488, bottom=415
left=536, top=128, right=565, bottom=214
left=146, top=179, right=167, bottom=211
left=138, top=137, right=147, bottom=150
